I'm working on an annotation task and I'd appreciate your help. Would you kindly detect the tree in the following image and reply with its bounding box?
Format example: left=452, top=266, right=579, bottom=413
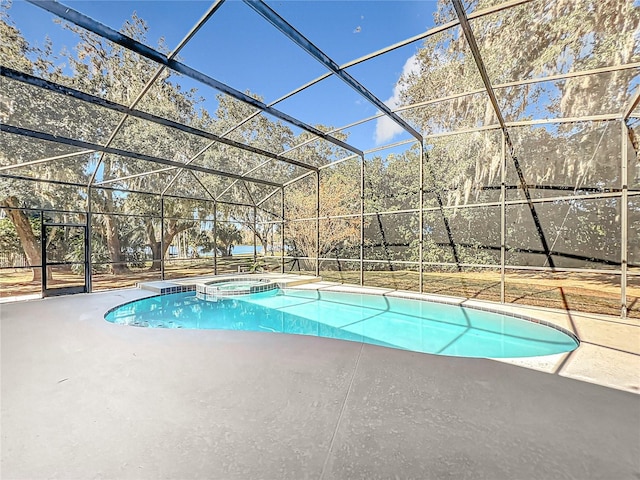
left=212, top=222, right=243, bottom=257
left=395, top=0, right=638, bottom=268
left=56, top=14, right=219, bottom=273
left=1, top=4, right=89, bottom=280
left=285, top=161, right=361, bottom=270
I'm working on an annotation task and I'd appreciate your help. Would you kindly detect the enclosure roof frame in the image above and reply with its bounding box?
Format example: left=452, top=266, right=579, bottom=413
left=26, top=0, right=363, bottom=157
left=242, top=0, right=423, bottom=143
left=0, top=67, right=319, bottom=175
left=86, top=0, right=228, bottom=189
left=210, top=0, right=536, bottom=165
left=3, top=0, right=638, bottom=206
left=1, top=124, right=281, bottom=188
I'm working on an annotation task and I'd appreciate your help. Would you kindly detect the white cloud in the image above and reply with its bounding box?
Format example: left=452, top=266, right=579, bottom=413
left=374, top=114, right=404, bottom=145
left=374, top=54, right=420, bottom=145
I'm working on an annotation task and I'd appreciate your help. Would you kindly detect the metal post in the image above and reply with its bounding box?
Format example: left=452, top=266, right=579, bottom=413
left=621, top=120, right=629, bottom=318
left=87, top=185, right=93, bottom=292
left=419, top=142, right=424, bottom=292
left=213, top=201, right=218, bottom=275
left=316, top=170, right=320, bottom=276
left=160, top=196, right=165, bottom=281
left=40, top=210, right=45, bottom=296
left=360, top=155, right=365, bottom=286
left=500, top=131, right=506, bottom=303
left=281, top=187, right=285, bottom=274
left=253, top=205, right=257, bottom=264
left=83, top=222, right=89, bottom=293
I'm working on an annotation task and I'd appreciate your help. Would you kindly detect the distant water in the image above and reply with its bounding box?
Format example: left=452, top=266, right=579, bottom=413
left=169, top=245, right=268, bottom=257
left=231, top=245, right=264, bottom=255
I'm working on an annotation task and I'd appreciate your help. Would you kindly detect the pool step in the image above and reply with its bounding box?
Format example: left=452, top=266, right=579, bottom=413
left=136, top=281, right=195, bottom=295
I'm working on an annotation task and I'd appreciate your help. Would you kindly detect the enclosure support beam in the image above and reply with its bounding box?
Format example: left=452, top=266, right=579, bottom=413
left=160, top=196, right=165, bottom=281
left=621, top=121, right=629, bottom=318
left=1, top=68, right=317, bottom=179
left=623, top=87, right=640, bottom=121
left=360, top=155, right=365, bottom=286
left=243, top=0, right=422, bottom=143
left=213, top=201, right=218, bottom=275
left=26, top=0, right=362, bottom=157
left=220, top=0, right=532, bottom=155
left=39, top=211, right=45, bottom=297
left=0, top=124, right=281, bottom=188
left=86, top=0, right=226, bottom=186
left=0, top=149, right=95, bottom=173
left=281, top=187, right=285, bottom=274
left=452, top=0, right=556, bottom=270
left=394, top=63, right=639, bottom=123
left=500, top=132, right=507, bottom=303
left=252, top=206, right=258, bottom=265
left=188, top=170, right=217, bottom=203
left=87, top=185, right=93, bottom=293
left=316, top=171, right=320, bottom=277
left=419, top=143, right=425, bottom=293
left=256, top=63, right=637, bottom=162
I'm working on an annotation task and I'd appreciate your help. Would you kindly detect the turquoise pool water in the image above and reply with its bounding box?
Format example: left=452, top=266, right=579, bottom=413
left=105, top=289, right=579, bottom=358
left=213, top=281, right=264, bottom=290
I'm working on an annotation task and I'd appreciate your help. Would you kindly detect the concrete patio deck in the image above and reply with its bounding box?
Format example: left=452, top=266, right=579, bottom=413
left=1, top=280, right=639, bottom=479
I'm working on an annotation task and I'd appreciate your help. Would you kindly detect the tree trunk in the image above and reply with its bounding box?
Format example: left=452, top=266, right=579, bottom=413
left=103, top=211, right=127, bottom=274
left=146, top=218, right=193, bottom=271
left=0, top=196, right=45, bottom=282
left=149, top=240, right=162, bottom=271
left=101, top=164, right=127, bottom=274
left=146, top=220, right=162, bottom=271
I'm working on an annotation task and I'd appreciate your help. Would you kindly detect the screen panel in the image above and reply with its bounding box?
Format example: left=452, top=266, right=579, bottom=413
left=504, top=269, right=621, bottom=317
left=319, top=259, right=361, bottom=285
left=507, top=122, right=621, bottom=201
left=364, top=212, right=420, bottom=263
left=472, top=0, right=639, bottom=85
left=422, top=265, right=502, bottom=302
left=364, top=261, right=420, bottom=292
left=506, top=197, right=621, bottom=269
left=424, top=130, right=503, bottom=207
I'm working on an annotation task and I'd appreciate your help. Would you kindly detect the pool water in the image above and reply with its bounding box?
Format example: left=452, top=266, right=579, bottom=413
left=197, top=278, right=277, bottom=297
left=215, top=281, right=263, bottom=290
left=105, top=289, right=579, bottom=358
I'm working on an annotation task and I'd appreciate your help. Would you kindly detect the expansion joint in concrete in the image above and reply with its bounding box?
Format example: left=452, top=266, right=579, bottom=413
left=319, top=342, right=364, bottom=480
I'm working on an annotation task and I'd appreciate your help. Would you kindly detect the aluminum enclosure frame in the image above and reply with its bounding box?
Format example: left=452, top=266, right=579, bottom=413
left=1, top=0, right=637, bottom=318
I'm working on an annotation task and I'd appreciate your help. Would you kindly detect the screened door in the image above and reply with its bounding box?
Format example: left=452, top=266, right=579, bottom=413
left=41, top=223, right=89, bottom=297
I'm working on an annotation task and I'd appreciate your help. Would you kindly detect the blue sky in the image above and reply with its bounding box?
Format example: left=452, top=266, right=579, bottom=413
left=7, top=0, right=437, bottom=153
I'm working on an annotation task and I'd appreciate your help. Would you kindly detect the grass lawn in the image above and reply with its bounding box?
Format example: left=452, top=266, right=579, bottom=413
left=2, top=258, right=638, bottom=318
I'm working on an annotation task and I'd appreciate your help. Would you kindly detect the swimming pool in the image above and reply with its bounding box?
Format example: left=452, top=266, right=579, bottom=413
left=105, top=289, right=579, bottom=358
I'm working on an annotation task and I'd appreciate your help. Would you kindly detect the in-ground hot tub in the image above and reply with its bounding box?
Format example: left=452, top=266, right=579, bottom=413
left=196, top=277, right=278, bottom=299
